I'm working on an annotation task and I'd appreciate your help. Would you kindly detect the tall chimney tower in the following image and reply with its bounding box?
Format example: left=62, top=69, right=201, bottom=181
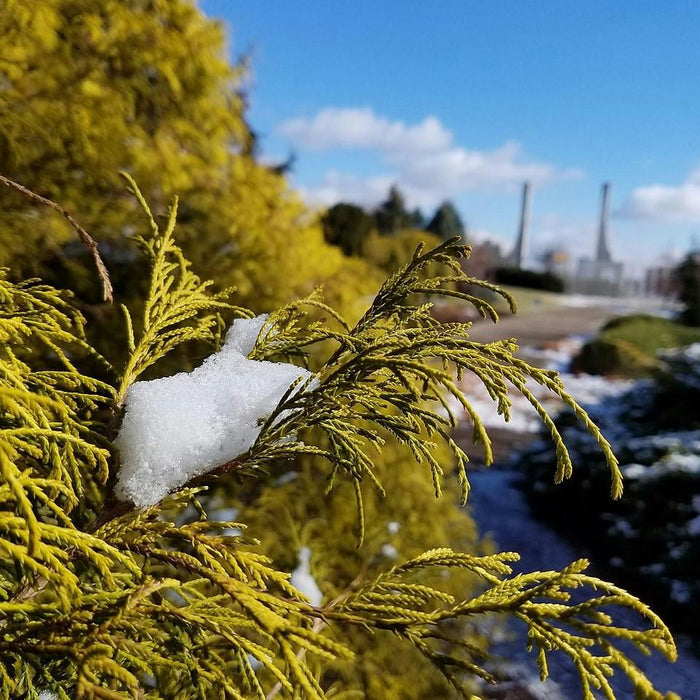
left=595, top=182, right=613, bottom=263
left=512, top=182, right=531, bottom=269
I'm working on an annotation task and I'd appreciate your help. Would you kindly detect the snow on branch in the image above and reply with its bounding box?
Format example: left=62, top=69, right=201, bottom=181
left=115, top=315, right=312, bottom=507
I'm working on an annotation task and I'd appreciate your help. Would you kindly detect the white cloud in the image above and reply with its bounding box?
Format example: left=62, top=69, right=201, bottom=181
left=297, top=171, right=396, bottom=208
left=534, top=213, right=596, bottom=260
left=619, top=168, right=700, bottom=223
left=279, top=107, right=451, bottom=153
left=278, top=107, right=581, bottom=208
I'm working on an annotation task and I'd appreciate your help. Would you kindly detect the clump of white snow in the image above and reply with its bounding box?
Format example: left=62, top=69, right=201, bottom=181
left=39, top=693, right=58, bottom=700
left=115, top=315, right=312, bottom=507
left=622, top=452, right=700, bottom=483
left=671, top=580, right=692, bottom=604
left=290, top=546, right=323, bottom=606
left=381, top=543, right=398, bottom=558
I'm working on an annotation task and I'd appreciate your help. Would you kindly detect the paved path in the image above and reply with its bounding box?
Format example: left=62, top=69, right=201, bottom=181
left=468, top=304, right=614, bottom=347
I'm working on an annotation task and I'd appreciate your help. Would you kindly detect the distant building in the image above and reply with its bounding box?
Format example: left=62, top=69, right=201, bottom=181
left=542, top=248, right=571, bottom=278
left=573, top=182, right=624, bottom=296
left=507, top=182, right=531, bottom=269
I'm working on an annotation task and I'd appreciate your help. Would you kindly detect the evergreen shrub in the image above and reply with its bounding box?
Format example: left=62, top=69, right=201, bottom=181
left=0, top=176, right=680, bottom=699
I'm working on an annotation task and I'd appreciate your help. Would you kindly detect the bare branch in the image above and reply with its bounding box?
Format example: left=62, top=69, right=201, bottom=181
left=0, top=173, right=113, bottom=302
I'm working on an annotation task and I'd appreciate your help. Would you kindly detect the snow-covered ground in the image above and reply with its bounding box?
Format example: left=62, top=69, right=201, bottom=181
left=555, top=293, right=679, bottom=318
left=450, top=337, right=631, bottom=436
left=468, top=468, right=700, bottom=698
left=462, top=335, right=700, bottom=697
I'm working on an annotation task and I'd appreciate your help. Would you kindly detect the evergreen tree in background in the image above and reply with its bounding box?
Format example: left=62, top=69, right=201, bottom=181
left=375, top=185, right=412, bottom=234
left=410, top=207, right=427, bottom=229
left=427, top=201, right=467, bottom=241
left=0, top=0, right=377, bottom=320
left=322, top=203, right=374, bottom=256
left=676, top=251, right=700, bottom=326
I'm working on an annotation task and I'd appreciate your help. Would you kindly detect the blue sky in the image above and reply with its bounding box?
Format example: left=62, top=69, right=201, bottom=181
left=202, top=1, right=700, bottom=273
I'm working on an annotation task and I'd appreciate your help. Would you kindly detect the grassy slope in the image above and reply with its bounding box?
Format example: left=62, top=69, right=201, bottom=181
left=573, top=314, right=700, bottom=377
left=602, top=314, right=700, bottom=354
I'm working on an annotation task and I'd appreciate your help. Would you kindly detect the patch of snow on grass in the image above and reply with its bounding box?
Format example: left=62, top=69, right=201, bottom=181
left=479, top=662, right=566, bottom=700
left=693, top=494, right=700, bottom=514
left=115, top=315, right=312, bottom=507
left=609, top=519, right=637, bottom=538
left=660, top=343, right=700, bottom=362
left=671, top=580, right=692, bottom=604
left=452, top=368, right=629, bottom=435
left=519, top=336, right=587, bottom=372
left=622, top=452, right=700, bottom=482
left=668, top=543, right=689, bottom=559
left=626, top=430, right=700, bottom=454
left=687, top=514, right=700, bottom=536
left=558, top=372, right=631, bottom=406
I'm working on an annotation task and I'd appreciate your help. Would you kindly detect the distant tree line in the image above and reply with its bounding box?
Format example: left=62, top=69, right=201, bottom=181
left=321, top=189, right=572, bottom=296
left=322, top=185, right=467, bottom=258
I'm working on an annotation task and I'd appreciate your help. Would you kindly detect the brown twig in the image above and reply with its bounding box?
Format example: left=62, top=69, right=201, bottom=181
left=85, top=456, right=246, bottom=535
left=0, top=173, right=113, bottom=302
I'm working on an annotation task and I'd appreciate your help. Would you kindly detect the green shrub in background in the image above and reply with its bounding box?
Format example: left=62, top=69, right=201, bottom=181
left=571, top=314, right=700, bottom=377
left=493, top=266, right=565, bottom=293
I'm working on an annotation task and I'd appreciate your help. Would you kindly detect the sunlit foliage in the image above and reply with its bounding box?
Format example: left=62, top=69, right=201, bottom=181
left=0, top=0, right=378, bottom=321
left=0, top=182, right=679, bottom=699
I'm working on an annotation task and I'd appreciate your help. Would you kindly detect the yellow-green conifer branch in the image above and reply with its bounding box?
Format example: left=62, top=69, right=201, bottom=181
left=0, top=179, right=679, bottom=698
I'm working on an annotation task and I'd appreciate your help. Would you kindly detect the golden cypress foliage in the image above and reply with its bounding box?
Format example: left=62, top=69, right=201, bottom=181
left=0, top=0, right=380, bottom=323
left=0, top=181, right=679, bottom=699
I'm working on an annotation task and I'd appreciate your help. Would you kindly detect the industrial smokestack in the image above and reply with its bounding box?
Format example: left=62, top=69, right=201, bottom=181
left=512, top=182, right=531, bottom=269
left=595, top=182, right=613, bottom=263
